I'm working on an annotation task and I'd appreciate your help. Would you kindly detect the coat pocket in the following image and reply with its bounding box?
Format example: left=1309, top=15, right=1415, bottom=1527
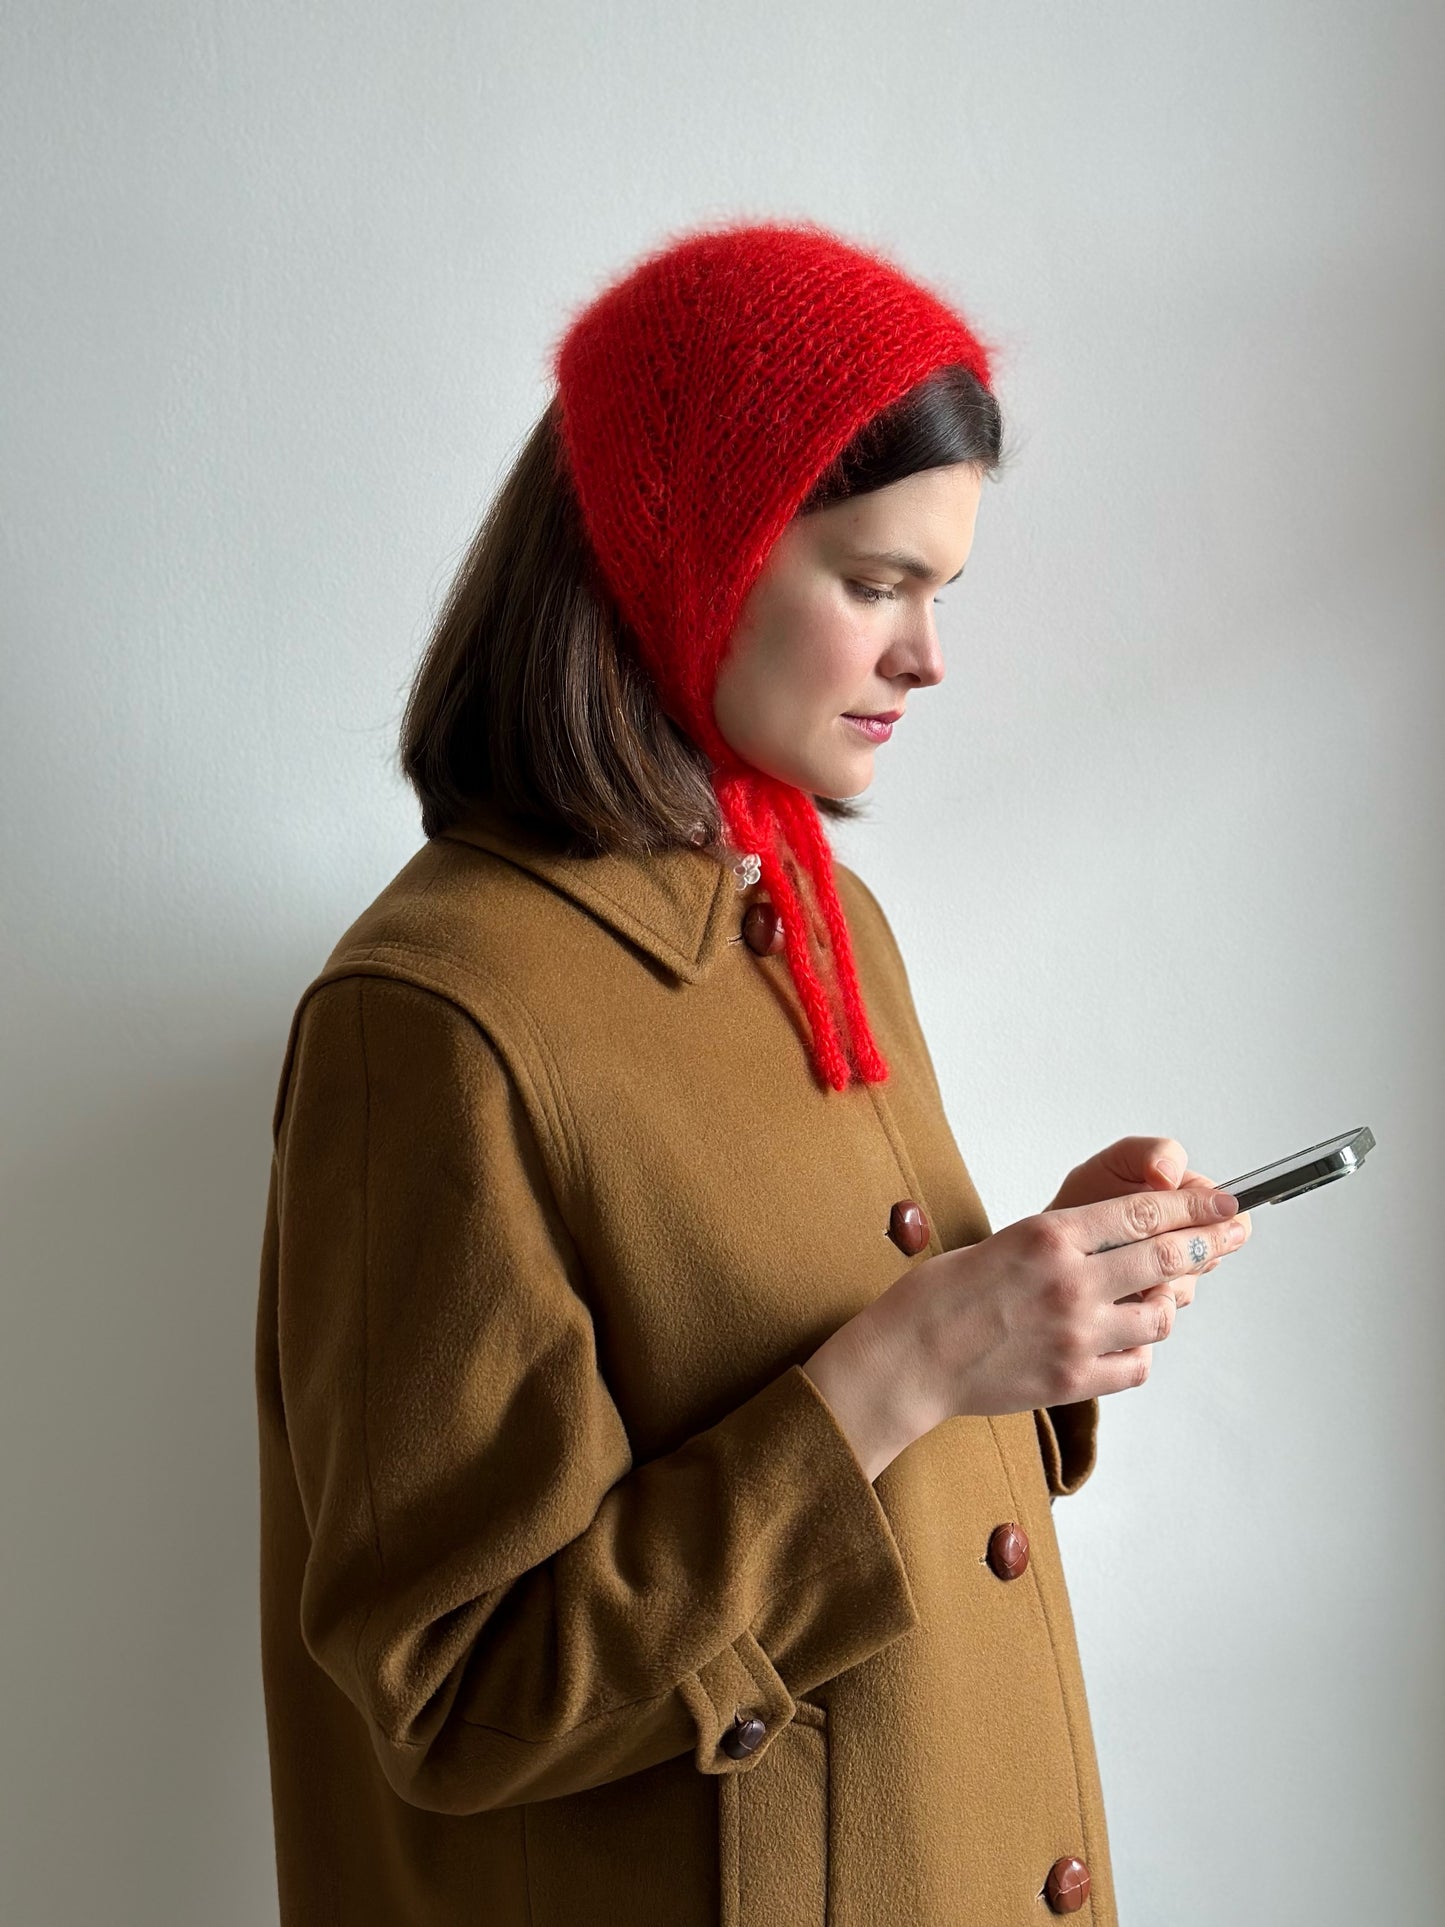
left=720, top=1698, right=830, bottom=1927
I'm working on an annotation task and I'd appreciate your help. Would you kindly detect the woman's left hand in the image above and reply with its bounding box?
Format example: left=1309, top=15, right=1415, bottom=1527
left=1044, top=1135, right=1250, bottom=1308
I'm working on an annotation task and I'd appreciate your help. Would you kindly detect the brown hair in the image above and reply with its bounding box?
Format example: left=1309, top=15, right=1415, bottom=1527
left=398, top=364, right=1005, bottom=854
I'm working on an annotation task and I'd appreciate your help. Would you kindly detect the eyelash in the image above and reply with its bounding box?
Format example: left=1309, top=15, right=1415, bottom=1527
left=847, top=582, right=944, bottom=605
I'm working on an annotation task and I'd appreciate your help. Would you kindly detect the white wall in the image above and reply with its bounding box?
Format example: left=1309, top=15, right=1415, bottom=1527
left=3, top=3, right=1440, bottom=1920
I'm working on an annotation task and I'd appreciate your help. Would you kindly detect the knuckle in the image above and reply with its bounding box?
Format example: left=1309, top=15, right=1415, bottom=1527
left=1151, top=1299, right=1175, bottom=1343
left=1041, top=1264, right=1086, bottom=1318
left=1055, top=1320, right=1094, bottom=1369
left=1131, top=1347, right=1153, bottom=1386
left=1123, top=1193, right=1163, bottom=1239
left=1155, top=1237, right=1185, bottom=1278
left=1051, top=1356, right=1092, bottom=1403
left=1023, top=1214, right=1068, bottom=1262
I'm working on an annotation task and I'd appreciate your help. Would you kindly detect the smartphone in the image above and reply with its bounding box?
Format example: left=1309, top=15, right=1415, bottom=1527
left=1219, top=1126, right=1376, bottom=1212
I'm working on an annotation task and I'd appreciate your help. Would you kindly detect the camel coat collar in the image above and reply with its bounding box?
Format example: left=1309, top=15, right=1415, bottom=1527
left=439, top=801, right=745, bottom=986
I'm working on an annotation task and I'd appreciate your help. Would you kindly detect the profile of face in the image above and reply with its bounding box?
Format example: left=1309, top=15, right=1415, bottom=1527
left=712, top=462, right=983, bottom=798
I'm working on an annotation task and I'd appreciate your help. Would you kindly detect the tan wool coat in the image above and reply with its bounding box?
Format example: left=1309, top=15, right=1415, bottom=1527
left=255, top=798, right=1116, bottom=1925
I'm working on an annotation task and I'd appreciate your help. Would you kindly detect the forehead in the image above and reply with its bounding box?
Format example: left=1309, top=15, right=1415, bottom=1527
left=797, top=465, right=983, bottom=558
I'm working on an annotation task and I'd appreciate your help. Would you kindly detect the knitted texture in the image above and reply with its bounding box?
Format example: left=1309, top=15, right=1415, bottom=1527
left=551, top=217, right=997, bottom=1091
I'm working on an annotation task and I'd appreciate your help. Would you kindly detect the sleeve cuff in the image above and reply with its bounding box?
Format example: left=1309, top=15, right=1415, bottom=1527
left=680, top=1365, right=920, bottom=1775
left=1034, top=1398, right=1100, bottom=1499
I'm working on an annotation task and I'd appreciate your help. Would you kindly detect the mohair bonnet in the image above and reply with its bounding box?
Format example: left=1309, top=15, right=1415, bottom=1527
left=552, top=218, right=996, bottom=1091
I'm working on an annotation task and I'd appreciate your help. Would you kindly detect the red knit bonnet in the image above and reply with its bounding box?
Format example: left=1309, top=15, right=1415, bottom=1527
left=551, top=218, right=996, bottom=1092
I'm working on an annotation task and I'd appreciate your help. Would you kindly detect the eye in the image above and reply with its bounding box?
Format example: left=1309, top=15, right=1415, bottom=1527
left=846, top=581, right=948, bottom=606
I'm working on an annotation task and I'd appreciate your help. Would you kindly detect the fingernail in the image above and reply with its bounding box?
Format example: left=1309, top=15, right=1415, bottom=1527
left=1212, top=1190, right=1238, bottom=1217
left=1154, top=1157, right=1180, bottom=1184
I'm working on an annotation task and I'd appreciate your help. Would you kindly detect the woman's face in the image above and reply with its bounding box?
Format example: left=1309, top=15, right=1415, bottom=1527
left=712, top=462, right=983, bottom=798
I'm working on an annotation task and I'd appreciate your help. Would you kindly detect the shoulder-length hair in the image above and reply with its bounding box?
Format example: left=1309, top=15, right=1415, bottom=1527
left=398, top=364, right=1007, bottom=854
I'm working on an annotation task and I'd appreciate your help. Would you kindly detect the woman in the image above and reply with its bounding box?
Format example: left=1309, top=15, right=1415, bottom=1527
left=255, top=219, right=1250, bottom=1925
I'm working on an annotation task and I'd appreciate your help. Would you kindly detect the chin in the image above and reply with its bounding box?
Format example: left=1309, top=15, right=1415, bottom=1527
left=801, top=766, right=870, bottom=802
left=739, top=739, right=867, bottom=799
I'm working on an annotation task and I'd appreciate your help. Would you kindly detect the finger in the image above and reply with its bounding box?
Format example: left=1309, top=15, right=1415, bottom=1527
left=1102, top=1212, right=1246, bottom=1299
left=1099, top=1288, right=1179, bottom=1356
left=1062, top=1181, right=1238, bottom=1256
left=1089, top=1344, right=1158, bottom=1397
left=1143, top=1139, right=1188, bottom=1185
left=1126, top=1192, right=1253, bottom=1253
left=1120, top=1271, right=1196, bottom=1310
left=1147, top=1270, right=1197, bottom=1307
left=1183, top=1169, right=1253, bottom=1241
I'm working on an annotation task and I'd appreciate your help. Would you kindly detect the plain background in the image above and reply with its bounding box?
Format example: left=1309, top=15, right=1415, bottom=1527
left=3, top=3, right=1441, bottom=1921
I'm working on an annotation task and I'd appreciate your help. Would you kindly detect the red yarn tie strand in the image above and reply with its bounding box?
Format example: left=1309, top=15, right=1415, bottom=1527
left=714, top=772, right=853, bottom=1091
left=773, top=782, right=890, bottom=1085
left=716, top=769, right=887, bottom=1093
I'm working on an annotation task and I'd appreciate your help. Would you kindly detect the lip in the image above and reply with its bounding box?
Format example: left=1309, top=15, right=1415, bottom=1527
left=843, top=713, right=897, bottom=742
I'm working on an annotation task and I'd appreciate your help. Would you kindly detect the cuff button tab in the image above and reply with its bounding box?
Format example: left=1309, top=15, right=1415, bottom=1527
left=720, top=1714, right=767, bottom=1759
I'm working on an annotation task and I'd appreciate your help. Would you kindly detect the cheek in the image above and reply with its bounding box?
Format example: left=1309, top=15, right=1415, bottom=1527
left=767, top=585, right=871, bottom=692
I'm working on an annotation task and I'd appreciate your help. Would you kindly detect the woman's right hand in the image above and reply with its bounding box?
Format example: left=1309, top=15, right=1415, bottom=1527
left=885, top=1185, right=1251, bottom=1427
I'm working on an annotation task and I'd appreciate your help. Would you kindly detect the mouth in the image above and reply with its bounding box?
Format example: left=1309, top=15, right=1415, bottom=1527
left=842, top=711, right=900, bottom=742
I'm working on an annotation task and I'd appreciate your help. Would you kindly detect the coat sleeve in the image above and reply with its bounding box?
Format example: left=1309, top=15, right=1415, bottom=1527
left=267, top=972, right=920, bottom=1817
left=1033, top=1401, right=1099, bottom=1498
left=838, top=865, right=1101, bottom=1501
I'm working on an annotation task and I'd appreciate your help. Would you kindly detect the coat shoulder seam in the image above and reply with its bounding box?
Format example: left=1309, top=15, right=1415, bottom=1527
left=284, top=950, right=583, bottom=1206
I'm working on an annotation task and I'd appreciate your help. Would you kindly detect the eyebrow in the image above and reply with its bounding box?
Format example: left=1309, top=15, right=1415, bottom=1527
left=845, top=547, right=966, bottom=585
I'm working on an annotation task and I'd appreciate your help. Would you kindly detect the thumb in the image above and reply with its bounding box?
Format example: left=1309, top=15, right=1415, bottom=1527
left=1106, top=1136, right=1189, bottom=1189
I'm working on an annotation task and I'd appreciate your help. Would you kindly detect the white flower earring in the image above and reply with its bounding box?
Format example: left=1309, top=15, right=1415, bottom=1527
left=732, top=852, right=761, bottom=892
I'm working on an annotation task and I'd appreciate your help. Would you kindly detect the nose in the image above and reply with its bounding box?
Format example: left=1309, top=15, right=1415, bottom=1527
left=897, top=606, right=946, bottom=691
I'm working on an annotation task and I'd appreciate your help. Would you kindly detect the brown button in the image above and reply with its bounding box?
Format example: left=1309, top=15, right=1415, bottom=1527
left=986, top=1522, right=1030, bottom=1581
left=720, top=1714, right=767, bottom=1759
left=1045, top=1856, right=1090, bottom=1913
left=742, top=902, right=786, bottom=956
left=887, top=1199, right=929, bottom=1255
